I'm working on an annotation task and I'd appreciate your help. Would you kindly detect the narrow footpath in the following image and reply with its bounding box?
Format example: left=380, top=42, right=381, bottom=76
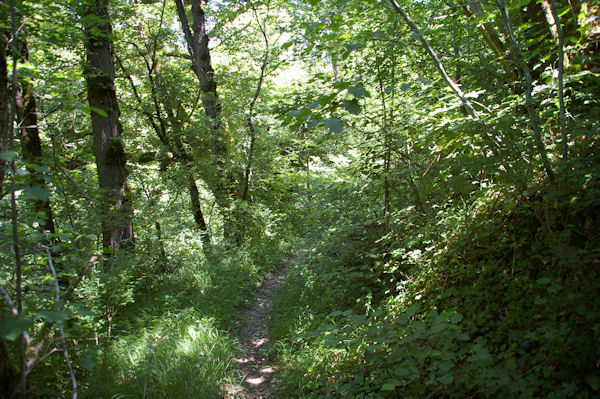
left=224, top=258, right=294, bottom=399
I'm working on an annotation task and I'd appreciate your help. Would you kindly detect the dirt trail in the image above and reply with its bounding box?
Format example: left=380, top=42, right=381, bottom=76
left=223, top=258, right=294, bottom=399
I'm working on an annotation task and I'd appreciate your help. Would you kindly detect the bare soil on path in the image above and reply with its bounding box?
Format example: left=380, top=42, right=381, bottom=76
left=223, top=257, right=294, bottom=399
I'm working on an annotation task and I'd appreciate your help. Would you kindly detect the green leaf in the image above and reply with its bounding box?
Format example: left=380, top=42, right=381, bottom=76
left=404, top=305, right=418, bottom=317
left=0, top=314, right=33, bottom=341
left=449, top=313, right=463, bottom=324
left=346, top=43, right=364, bottom=51
left=534, top=297, right=547, bottom=305
left=289, top=108, right=311, bottom=118
left=536, top=277, right=551, bottom=285
left=438, top=373, right=454, bottom=385
left=318, top=93, right=336, bottom=106
left=89, top=107, right=108, bottom=117
left=347, top=86, right=366, bottom=99
left=77, top=308, right=95, bottom=318
left=342, top=99, right=361, bottom=114
left=380, top=383, right=396, bottom=391
left=0, top=151, right=18, bottom=161
left=23, top=185, right=50, bottom=202
left=438, top=360, right=454, bottom=372
left=321, top=118, right=344, bottom=134
left=585, top=374, right=600, bottom=391
left=36, top=310, right=70, bottom=323
left=457, top=332, right=470, bottom=341
left=80, top=353, right=97, bottom=370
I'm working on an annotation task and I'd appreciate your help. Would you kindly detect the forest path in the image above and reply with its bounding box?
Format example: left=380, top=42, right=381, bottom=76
left=223, top=254, right=297, bottom=399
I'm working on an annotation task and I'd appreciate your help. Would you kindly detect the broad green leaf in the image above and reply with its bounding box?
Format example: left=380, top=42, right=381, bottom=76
left=0, top=151, right=17, bottom=161
left=89, top=107, right=108, bottom=117
left=318, top=93, right=336, bottom=106
left=438, top=373, right=454, bottom=385
left=585, top=375, right=600, bottom=391
left=289, top=108, right=311, bottom=118
left=380, top=383, right=396, bottom=391
left=23, top=185, right=50, bottom=202
left=80, top=353, right=97, bottom=370
left=536, top=277, right=551, bottom=285
left=438, top=360, right=454, bottom=372
left=342, top=99, right=361, bottom=114
left=36, top=310, right=70, bottom=323
left=346, top=42, right=364, bottom=51
left=321, top=118, right=344, bottom=134
left=404, top=304, right=418, bottom=317
left=347, top=86, right=366, bottom=99
left=534, top=297, right=547, bottom=305
left=0, top=314, right=33, bottom=341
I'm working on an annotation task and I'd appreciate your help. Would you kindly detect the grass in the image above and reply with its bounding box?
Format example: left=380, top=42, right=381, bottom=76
left=73, top=231, right=289, bottom=398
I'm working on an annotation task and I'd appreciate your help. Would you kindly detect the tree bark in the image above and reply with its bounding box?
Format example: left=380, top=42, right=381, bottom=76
left=549, top=0, right=568, bottom=162
left=82, top=0, right=134, bottom=252
left=242, top=7, right=270, bottom=201
left=387, top=0, right=480, bottom=119
left=0, top=29, right=9, bottom=199
left=460, top=1, right=519, bottom=83
left=0, top=337, right=16, bottom=398
left=497, top=0, right=555, bottom=182
left=174, top=0, right=232, bottom=209
left=15, top=40, right=56, bottom=234
left=117, top=54, right=211, bottom=244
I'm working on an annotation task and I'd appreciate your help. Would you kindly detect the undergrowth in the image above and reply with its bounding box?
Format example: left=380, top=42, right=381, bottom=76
left=269, top=171, right=600, bottom=398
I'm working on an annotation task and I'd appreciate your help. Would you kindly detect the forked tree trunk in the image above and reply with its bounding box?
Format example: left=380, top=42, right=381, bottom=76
left=82, top=0, right=134, bottom=252
left=174, top=0, right=232, bottom=210
left=117, top=54, right=211, bottom=246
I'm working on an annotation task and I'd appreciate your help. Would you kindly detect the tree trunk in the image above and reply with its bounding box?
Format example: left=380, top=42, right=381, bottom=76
left=82, top=0, right=134, bottom=252
left=497, top=0, right=555, bottom=182
left=460, top=1, right=519, bottom=84
left=387, top=0, right=480, bottom=119
left=15, top=40, right=56, bottom=234
left=0, top=337, right=16, bottom=397
left=117, top=55, right=211, bottom=243
left=0, top=30, right=9, bottom=199
left=549, top=0, right=568, bottom=162
left=174, top=0, right=232, bottom=210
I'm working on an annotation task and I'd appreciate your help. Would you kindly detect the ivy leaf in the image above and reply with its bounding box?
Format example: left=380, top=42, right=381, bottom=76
left=321, top=118, right=344, bottom=134
left=0, top=314, right=33, bottom=341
